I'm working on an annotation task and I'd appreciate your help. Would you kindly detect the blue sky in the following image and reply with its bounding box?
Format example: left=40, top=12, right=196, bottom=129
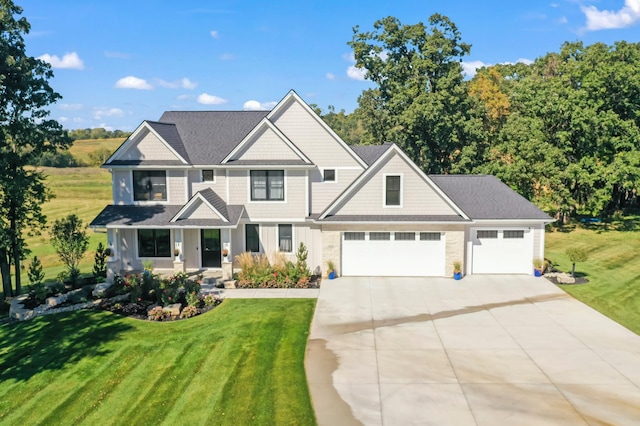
left=21, top=0, right=640, bottom=131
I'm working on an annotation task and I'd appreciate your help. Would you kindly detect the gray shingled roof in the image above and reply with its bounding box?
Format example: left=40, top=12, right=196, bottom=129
left=158, top=111, right=269, bottom=165
left=224, top=159, right=312, bottom=166
left=429, top=175, right=552, bottom=220
left=107, top=160, right=186, bottom=166
left=90, top=204, right=244, bottom=228
left=196, top=188, right=229, bottom=220
left=349, top=143, right=393, bottom=166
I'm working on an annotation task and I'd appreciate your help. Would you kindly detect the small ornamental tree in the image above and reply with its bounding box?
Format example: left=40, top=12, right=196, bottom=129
left=27, top=256, right=45, bottom=286
left=93, top=242, right=108, bottom=279
left=51, top=214, right=89, bottom=285
left=566, top=247, right=589, bottom=277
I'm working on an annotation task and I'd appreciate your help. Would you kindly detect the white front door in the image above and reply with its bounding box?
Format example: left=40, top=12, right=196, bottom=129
left=471, top=228, right=533, bottom=274
left=342, top=231, right=446, bottom=277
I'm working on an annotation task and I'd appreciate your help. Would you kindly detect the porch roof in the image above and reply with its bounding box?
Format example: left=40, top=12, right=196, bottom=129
left=90, top=204, right=244, bottom=228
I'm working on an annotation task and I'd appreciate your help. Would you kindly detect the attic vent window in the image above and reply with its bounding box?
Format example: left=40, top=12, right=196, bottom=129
left=202, top=170, right=215, bottom=182
left=323, top=169, right=336, bottom=182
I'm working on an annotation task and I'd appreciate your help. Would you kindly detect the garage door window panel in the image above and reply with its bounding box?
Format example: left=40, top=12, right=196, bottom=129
left=395, top=232, right=415, bottom=241
left=504, top=230, right=525, bottom=238
left=420, top=232, right=441, bottom=241
left=370, top=232, right=391, bottom=241
left=344, top=232, right=365, bottom=241
left=477, top=230, right=498, bottom=239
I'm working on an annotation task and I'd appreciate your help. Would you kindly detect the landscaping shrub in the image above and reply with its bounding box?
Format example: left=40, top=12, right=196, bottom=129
left=93, top=242, right=108, bottom=279
left=147, top=306, right=168, bottom=321
left=180, top=305, right=200, bottom=318
left=234, top=243, right=312, bottom=288
left=203, top=294, right=222, bottom=307
left=51, top=214, right=89, bottom=287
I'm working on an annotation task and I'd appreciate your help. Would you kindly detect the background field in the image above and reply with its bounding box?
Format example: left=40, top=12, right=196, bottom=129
left=68, top=138, right=124, bottom=165
left=20, top=167, right=112, bottom=284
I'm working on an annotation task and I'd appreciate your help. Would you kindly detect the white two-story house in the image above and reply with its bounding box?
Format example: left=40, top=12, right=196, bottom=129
left=91, top=91, right=552, bottom=280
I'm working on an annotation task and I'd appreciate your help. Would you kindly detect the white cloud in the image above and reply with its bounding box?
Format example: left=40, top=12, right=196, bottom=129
left=37, top=52, right=84, bottom=69
left=177, top=94, right=195, bottom=100
left=197, top=93, right=228, bottom=105
left=462, top=58, right=533, bottom=78
left=93, top=107, right=124, bottom=120
left=210, top=30, right=219, bottom=38
left=347, top=65, right=366, bottom=80
left=326, top=73, right=336, bottom=80
left=155, top=77, right=198, bottom=89
left=462, top=60, right=488, bottom=77
left=59, top=103, right=83, bottom=110
left=220, top=53, right=235, bottom=61
left=582, top=0, right=640, bottom=31
left=243, top=100, right=277, bottom=111
left=58, top=116, right=68, bottom=122
left=115, top=76, right=153, bottom=90
left=181, top=78, right=198, bottom=89
left=98, top=123, right=114, bottom=131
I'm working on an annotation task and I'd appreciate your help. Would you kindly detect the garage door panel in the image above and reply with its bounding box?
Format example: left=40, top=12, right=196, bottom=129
left=342, top=232, right=445, bottom=277
left=471, top=228, right=533, bottom=274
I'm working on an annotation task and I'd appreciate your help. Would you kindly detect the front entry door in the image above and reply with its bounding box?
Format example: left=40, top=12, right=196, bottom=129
left=201, top=229, right=221, bottom=268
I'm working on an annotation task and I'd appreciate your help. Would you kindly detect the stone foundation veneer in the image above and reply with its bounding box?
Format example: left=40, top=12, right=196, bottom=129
left=444, top=230, right=465, bottom=277
left=321, top=231, right=341, bottom=277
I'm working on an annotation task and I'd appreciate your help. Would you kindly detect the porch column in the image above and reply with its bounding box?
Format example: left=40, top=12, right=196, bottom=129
left=174, top=228, right=185, bottom=272
left=106, top=228, right=120, bottom=283
left=221, top=228, right=232, bottom=280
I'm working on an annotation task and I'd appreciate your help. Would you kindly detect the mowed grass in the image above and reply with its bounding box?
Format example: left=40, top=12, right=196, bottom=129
left=0, top=299, right=317, bottom=425
left=68, top=138, right=124, bottom=165
left=20, top=167, right=112, bottom=284
left=545, top=220, right=640, bottom=335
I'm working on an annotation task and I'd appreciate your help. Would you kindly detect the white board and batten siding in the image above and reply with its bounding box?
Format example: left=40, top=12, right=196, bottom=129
left=470, top=227, right=534, bottom=274
left=342, top=231, right=446, bottom=277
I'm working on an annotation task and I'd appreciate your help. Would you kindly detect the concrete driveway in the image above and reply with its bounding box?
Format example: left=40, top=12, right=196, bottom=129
left=305, top=275, right=640, bottom=425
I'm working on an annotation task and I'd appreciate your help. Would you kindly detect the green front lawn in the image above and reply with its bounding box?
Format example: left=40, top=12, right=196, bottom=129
left=545, top=219, right=640, bottom=335
left=0, top=299, right=317, bottom=425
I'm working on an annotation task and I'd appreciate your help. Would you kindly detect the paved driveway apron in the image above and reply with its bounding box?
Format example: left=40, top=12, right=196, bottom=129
left=305, top=276, right=640, bottom=425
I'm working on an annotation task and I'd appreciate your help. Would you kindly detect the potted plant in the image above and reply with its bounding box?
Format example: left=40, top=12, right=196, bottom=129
left=142, top=260, right=153, bottom=276
left=105, top=247, right=113, bottom=257
left=174, top=248, right=180, bottom=257
left=453, top=261, right=462, bottom=280
left=533, top=258, right=544, bottom=277
left=222, top=248, right=229, bottom=261
left=327, top=260, right=336, bottom=280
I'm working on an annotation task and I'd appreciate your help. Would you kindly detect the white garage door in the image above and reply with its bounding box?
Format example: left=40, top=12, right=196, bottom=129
left=342, top=231, right=446, bottom=277
left=471, top=228, right=533, bottom=274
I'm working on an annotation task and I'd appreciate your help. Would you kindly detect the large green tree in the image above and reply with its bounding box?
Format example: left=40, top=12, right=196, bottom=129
left=348, top=14, right=480, bottom=173
left=0, top=0, right=70, bottom=298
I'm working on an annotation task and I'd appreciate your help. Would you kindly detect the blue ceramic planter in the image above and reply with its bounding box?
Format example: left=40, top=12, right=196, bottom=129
left=328, top=271, right=336, bottom=280
left=453, top=272, right=462, bottom=280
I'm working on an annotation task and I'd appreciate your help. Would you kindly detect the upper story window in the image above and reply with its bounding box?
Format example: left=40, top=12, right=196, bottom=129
left=385, top=175, right=401, bottom=206
left=202, top=170, right=215, bottom=182
left=250, top=170, right=284, bottom=201
left=133, top=171, right=167, bottom=201
left=323, top=169, right=336, bottom=182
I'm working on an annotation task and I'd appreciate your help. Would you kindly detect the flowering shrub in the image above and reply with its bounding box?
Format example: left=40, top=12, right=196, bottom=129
left=124, top=274, right=144, bottom=302
left=180, top=305, right=200, bottom=318
left=186, top=291, right=200, bottom=307
left=203, top=294, right=222, bottom=307
left=148, top=306, right=168, bottom=321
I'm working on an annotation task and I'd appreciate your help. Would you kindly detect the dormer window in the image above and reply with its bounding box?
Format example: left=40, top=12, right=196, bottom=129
left=133, top=171, right=167, bottom=201
left=385, top=175, right=401, bottom=207
left=202, top=170, right=215, bottom=182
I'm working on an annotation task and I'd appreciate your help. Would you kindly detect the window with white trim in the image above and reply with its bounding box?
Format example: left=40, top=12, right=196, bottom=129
left=137, top=229, right=171, bottom=257
left=385, top=175, right=401, bottom=206
left=133, top=171, right=167, bottom=201
left=278, top=224, right=293, bottom=252
left=250, top=170, right=284, bottom=201
left=245, top=224, right=260, bottom=252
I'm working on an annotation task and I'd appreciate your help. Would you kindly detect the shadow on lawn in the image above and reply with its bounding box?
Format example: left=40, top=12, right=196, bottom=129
left=0, top=310, right=132, bottom=382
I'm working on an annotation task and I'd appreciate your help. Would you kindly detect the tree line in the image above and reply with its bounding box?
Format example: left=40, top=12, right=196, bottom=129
left=322, top=15, right=640, bottom=220
left=68, top=128, right=130, bottom=141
